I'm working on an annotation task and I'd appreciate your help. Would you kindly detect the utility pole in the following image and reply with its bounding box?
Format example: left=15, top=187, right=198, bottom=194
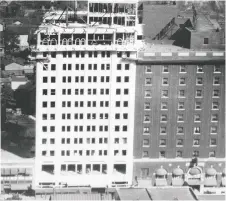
left=66, top=6, right=68, bottom=27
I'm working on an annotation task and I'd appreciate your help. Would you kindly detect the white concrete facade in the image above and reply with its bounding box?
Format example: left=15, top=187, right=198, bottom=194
left=33, top=0, right=143, bottom=189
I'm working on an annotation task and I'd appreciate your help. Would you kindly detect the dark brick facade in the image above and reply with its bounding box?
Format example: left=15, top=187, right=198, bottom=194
left=134, top=57, right=225, bottom=159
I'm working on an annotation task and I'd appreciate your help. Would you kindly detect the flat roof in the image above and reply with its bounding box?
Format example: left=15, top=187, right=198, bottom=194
left=147, top=187, right=197, bottom=200
left=116, top=188, right=151, bottom=200
left=197, top=194, right=226, bottom=201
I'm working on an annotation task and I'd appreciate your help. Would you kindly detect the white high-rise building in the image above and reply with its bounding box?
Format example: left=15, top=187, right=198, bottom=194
left=33, top=0, right=144, bottom=188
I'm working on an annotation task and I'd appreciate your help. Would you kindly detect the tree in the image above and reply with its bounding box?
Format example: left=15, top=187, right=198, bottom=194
left=4, top=30, right=20, bottom=54
left=14, top=81, right=36, bottom=115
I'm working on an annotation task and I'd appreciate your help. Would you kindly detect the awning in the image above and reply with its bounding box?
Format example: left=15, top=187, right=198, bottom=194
left=25, top=168, right=33, bottom=175
left=172, top=178, right=184, bottom=186
left=155, top=167, right=167, bottom=176
left=204, top=177, right=217, bottom=187
left=11, top=183, right=29, bottom=191
left=1, top=168, right=5, bottom=176
left=172, top=168, right=184, bottom=176
left=18, top=168, right=26, bottom=174
left=189, top=167, right=201, bottom=176
left=155, top=179, right=167, bottom=186
left=206, top=167, right=217, bottom=176
left=10, top=168, right=18, bottom=175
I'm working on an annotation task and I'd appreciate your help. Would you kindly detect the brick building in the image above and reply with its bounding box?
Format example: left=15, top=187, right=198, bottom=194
left=129, top=47, right=225, bottom=191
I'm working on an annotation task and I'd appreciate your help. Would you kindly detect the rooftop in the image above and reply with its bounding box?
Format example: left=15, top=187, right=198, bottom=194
left=197, top=194, right=226, bottom=201
left=11, top=76, right=28, bottom=82
left=5, top=62, right=24, bottom=71
left=116, top=188, right=151, bottom=200
left=147, top=187, right=197, bottom=200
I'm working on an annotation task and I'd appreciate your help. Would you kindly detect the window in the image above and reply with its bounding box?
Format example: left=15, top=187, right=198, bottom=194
left=51, top=77, right=55, bottom=83
left=194, top=126, right=201, bottom=134
left=212, top=102, right=219, bottom=110
left=214, top=65, right=221, bottom=73
left=124, top=76, right=129, bottom=82
left=195, top=90, right=202, bottom=97
left=159, top=139, right=166, bottom=147
left=50, top=102, right=55, bottom=108
left=210, top=138, right=217, bottom=146
left=122, top=126, right=127, bottom=131
left=51, top=64, right=56, bottom=70
left=194, top=114, right=201, bottom=122
left=161, top=114, right=167, bottom=122
left=142, top=151, right=149, bottom=158
left=123, top=101, right=128, bottom=107
left=123, top=113, right=128, bottom=119
left=196, top=77, right=203, bottom=85
left=143, top=127, right=150, bottom=135
left=42, top=114, right=47, bottom=120
left=145, top=78, right=152, bottom=85
left=195, top=102, right=202, bottom=110
left=193, top=150, right=199, bottom=157
left=125, top=64, right=130, bottom=70
left=162, top=90, right=168, bottom=98
left=42, top=102, right=47, bottom=108
left=159, top=151, right=166, bottom=158
left=179, top=78, right=186, bottom=85
left=177, top=114, right=184, bottom=122
left=50, top=151, right=55, bottom=156
left=209, top=151, right=216, bottom=158
left=145, top=90, right=151, bottom=98
left=116, top=89, right=121, bottom=95
left=50, top=126, right=55, bottom=132
left=51, top=89, right=55, bottom=95
left=177, top=127, right=184, bottom=134
left=211, top=114, right=218, bottom=122
left=144, top=102, right=151, bottom=110
left=197, top=65, right=203, bottom=73
left=145, top=66, right=152, bottom=73
left=42, top=126, right=47, bottom=132
left=42, top=139, right=47, bottom=144
left=176, top=139, right=183, bottom=147
left=178, top=102, right=185, bottom=110
left=43, top=89, right=47, bottom=95
left=213, top=90, right=220, bottom=97
left=42, top=151, right=47, bottom=156
left=144, top=115, right=150, bottom=123
left=115, top=126, right=120, bottom=132
left=179, top=90, right=185, bottom=98
left=43, top=77, right=48, bottom=83
left=143, top=139, right=150, bottom=147
left=124, top=89, right=129, bottom=95
left=160, top=127, right=167, bottom=135
left=117, top=64, right=121, bottom=70
left=193, top=139, right=200, bottom=146
left=180, top=65, right=186, bottom=73
left=176, top=151, right=182, bottom=158
left=43, top=64, right=48, bottom=71
left=116, top=77, right=121, bottom=82
left=204, top=37, right=209, bottom=44
left=210, top=126, right=217, bottom=134
left=162, top=77, right=168, bottom=85
left=162, top=66, right=169, bottom=73
left=117, top=52, right=122, bottom=57
left=213, top=77, right=220, bottom=85
left=161, top=102, right=168, bottom=110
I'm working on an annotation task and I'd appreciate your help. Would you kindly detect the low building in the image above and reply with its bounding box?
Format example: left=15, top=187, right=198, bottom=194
left=5, top=63, right=24, bottom=76
left=11, top=76, right=28, bottom=90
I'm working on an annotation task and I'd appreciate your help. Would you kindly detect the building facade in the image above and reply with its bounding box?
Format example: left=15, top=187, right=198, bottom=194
left=132, top=50, right=225, bottom=191
left=33, top=0, right=144, bottom=189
